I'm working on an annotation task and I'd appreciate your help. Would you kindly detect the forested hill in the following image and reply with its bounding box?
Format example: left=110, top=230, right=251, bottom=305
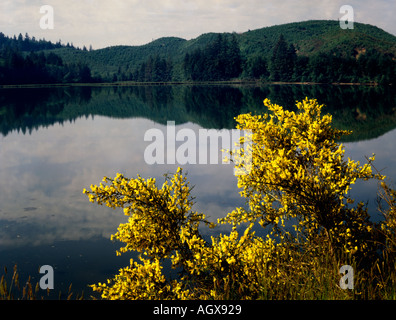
left=1, top=20, right=395, bottom=85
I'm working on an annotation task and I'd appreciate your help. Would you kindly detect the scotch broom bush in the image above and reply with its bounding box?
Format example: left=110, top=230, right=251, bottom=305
left=84, top=98, right=396, bottom=300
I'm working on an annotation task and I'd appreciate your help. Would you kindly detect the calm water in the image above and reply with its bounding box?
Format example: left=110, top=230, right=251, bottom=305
left=0, top=84, right=395, bottom=298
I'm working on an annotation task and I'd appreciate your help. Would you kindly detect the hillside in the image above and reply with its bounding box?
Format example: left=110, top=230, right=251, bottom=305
left=49, top=37, right=188, bottom=78
left=1, top=20, right=395, bottom=84
left=238, top=20, right=396, bottom=57
left=43, top=20, right=396, bottom=80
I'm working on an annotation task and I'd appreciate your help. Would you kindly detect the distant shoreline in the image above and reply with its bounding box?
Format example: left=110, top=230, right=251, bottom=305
left=0, top=80, right=381, bottom=89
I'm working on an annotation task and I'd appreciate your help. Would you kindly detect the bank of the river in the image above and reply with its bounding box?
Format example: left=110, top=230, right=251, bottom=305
left=0, top=80, right=382, bottom=89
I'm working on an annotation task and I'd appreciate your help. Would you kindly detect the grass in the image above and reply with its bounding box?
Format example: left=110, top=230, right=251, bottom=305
left=255, top=245, right=396, bottom=300
left=2, top=227, right=395, bottom=300
left=2, top=258, right=395, bottom=300
left=0, top=265, right=84, bottom=300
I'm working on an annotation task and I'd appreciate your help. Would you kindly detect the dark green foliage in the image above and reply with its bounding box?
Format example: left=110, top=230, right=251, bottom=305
left=238, top=20, right=396, bottom=59
left=243, top=55, right=269, bottom=79
left=0, top=33, right=96, bottom=84
left=0, top=31, right=63, bottom=52
left=0, top=47, right=95, bottom=84
left=269, top=35, right=297, bottom=81
left=129, top=55, right=173, bottom=82
left=183, top=34, right=242, bottom=81
left=0, top=20, right=395, bottom=84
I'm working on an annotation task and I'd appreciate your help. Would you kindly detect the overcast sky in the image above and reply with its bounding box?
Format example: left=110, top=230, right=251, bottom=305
left=1, top=0, right=395, bottom=49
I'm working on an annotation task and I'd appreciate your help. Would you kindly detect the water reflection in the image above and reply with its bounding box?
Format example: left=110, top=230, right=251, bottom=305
left=0, top=117, right=244, bottom=250
left=0, top=84, right=395, bottom=296
left=1, top=84, right=396, bottom=140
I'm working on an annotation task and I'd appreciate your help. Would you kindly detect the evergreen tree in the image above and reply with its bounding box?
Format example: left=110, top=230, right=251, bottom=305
left=183, top=34, right=242, bottom=81
left=165, top=57, right=173, bottom=82
left=226, top=34, right=242, bottom=78
left=270, top=34, right=296, bottom=81
left=245, top=55, right=268, bottom=79
left=287, top=43, right=297, bottom=80
left=293, top=56, right=309, bottom=82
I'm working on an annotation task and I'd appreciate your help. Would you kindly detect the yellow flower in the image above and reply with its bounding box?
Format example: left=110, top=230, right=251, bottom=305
left=83, top=97, right=387, bottom=300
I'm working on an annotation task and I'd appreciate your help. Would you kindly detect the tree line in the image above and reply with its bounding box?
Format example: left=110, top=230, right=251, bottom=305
left=0, top=47, right=95, bottom=84
left=116, top=34, right=243, bottom=83
left=181, top=33, right=395, bottom=84
left=118, top=55, right=173, bottom=83
left=0, top=32, right=91, bottom=53
left=0, top=31, right=395, bottom=85
left=243, top=34, right=396, bottom=84
left=0, top=32, right=96, bottom=84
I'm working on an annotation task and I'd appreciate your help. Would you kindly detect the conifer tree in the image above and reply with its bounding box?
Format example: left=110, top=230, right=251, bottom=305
left=270, top=34, right=296, bottom=81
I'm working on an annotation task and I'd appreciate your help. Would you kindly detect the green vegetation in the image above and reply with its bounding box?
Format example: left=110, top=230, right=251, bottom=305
left=1, top=20, right=395, bottom=85
left=0, top=32, right=96, bottom=84
left=83, top=98, right=396, bottom=300
left=183, top=33, right=242, bottom=81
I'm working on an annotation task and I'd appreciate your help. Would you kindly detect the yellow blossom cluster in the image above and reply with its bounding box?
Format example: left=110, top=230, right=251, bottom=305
left=84, top=98, right=395, bottom=300
left=223, top=98, right=385, bottom=255
left=84, top=168, right=211, bottom=260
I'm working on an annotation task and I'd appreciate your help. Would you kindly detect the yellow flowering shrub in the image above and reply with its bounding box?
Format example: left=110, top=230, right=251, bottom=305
left=224, top=98, right=384, bottom=256
left=84, top=98, right=395, bottom=300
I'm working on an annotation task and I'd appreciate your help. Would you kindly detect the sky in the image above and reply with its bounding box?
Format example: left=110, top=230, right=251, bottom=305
left=0, top=0, right=395, bottom=49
